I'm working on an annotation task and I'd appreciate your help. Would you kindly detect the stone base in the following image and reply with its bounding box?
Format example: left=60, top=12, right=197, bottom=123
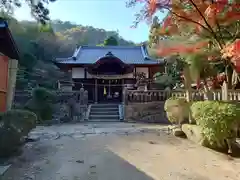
left=182, top=124, right=205, bottom=145
left=172, top=128, right=186, bottom=137
left=0, top=164, right=11, bottom=176
left=125, top=102, right=170, bottom=124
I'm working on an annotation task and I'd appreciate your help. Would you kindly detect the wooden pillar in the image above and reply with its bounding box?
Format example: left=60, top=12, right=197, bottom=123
left=122, top=79, right=124, bottom=103
left=6, top=58, right=18, bottom=110
left=95, top=78, right=98, bottom=103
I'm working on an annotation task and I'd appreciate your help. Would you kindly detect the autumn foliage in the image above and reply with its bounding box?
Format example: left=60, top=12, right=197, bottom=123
left=135, top=0, right=240, bottom=62
left=222, top=39, right=240, bottom=63
left=157, top=41, right=209, bottom=56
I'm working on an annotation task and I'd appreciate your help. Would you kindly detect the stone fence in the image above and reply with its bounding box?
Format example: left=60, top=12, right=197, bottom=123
left=123, top=82, right=240, bottom=123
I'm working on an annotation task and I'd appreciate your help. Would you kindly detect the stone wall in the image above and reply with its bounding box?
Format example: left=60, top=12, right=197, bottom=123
left=124, top=102, right=170, bottom=124
left=13, top=89, right=88, bottom=124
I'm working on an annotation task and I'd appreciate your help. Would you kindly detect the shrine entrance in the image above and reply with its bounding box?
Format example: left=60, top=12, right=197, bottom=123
left=97, top=79, right=123, bottom=103
left=87, top=51, right=134, bottom=104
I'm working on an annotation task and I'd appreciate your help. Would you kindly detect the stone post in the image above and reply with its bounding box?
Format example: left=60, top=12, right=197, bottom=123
left=222, top=81, right=228, bottom=101
left=83, top=90, right=88, bottom=120
left=122, top=87, right=127, bottom=122
left=83, top=90, right=88, bottom=105
left=6, top=59, right=18, bottom=110
left=123, top=87, right=128, bottom=105
left=94, top=79, right=98, bottom=103
left=80, top=88, right=84, bottom=105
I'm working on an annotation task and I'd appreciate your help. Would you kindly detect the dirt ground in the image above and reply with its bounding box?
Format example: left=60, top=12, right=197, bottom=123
left=2, top=123, right=240, bottom=180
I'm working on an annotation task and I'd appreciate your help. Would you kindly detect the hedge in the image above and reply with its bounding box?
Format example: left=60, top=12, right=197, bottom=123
left=191, top=101, right=240, bottom=149
left=0, top=109, right=37, bottom=158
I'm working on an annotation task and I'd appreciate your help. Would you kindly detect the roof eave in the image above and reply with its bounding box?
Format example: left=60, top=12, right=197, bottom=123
left=141, top=44, right=149, bottom=60
left=55, top=62, right=163, bottom=66
left=141, top=44, right=165, bottom=65
left=0, top=20, right=20, bottom=60
left=72, top=46, right=82, bottom=60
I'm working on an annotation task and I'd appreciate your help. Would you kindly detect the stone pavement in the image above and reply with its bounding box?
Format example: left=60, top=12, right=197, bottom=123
left=27, top=122, right=168, bottom=141
left=2, top=122, right=240, bottom=180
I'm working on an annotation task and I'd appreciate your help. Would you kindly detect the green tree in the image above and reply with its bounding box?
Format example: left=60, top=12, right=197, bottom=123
left=19, top=53, right=37, bottom=71
left=1, top=0, right=56, bottom=24
left=103, top=36, right=118, bottom=46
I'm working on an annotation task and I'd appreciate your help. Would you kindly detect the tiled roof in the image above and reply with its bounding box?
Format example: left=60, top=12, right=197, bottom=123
left=55, top=45, right=164, bottom=65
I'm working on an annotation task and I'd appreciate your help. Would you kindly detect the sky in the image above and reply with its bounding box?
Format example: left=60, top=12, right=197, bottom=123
left=14, top=0, right=166, bottom=43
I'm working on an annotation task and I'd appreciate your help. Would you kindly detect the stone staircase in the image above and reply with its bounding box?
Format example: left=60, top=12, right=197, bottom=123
left=89, top=104, right=120, bottom=122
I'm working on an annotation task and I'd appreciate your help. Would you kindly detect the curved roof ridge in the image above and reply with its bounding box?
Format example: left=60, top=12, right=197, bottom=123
left=80, top=45, right=142, bottom=49
left=95, top=52, right=125, bottom=65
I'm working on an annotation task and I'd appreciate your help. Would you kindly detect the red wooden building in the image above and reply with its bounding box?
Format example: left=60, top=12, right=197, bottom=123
left=0, top=19, right=19, bottom=112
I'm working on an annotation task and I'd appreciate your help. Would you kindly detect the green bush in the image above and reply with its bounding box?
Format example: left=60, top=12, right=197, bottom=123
left=0, top=126, right=22, bottom=158
left=164, top=97, right=190, bottom=124
left=2, top=109, right=37, bottom=136
left=32, top=87, right=55, bottom=102
left=0, top=109, right=37, bottom=158
left=25, top=87, right=55, bottom=122
left=191, top=101, right=240, bottom=149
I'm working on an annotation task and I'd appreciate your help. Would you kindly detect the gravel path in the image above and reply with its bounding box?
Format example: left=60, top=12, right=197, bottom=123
left=2, top=123, right=240, bottom=180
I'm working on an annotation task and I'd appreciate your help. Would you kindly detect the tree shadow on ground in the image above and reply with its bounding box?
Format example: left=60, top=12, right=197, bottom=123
left=212, top=144, right=240, bottom=159
left=2, top=140, right=155, bottom=180
left=84, top=149, right=155, bottom=180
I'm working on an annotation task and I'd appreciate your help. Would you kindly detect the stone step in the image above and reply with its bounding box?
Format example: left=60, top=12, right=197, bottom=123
left=89, top=104, right=120, bottom=122
left=89, top=114, right=119, bottom=120
left=91, top=107, right=119, bottom=112
left=90, top=111, right=119, bottom=115
left=91, top=106, right=119, bottom=110
left=87, top=119, right=120, bottom=122
left=91, top=104, right=119, bottom=108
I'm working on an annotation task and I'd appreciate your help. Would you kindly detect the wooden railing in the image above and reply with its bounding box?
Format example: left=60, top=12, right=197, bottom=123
left=171, top=90, right=223, bottom=100
left=228, top=90, right=240, bottom=101
left=125, top=90, right=170, bottom=104
left=125, top=89, right=240, bottom=104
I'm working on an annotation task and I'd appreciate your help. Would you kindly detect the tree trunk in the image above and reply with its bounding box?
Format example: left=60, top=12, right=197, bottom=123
left=183, top=66, right=192, bottom=93
left=226, top=64, right=233, bottom=89
left=183, top=66, right=194, bottom=124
